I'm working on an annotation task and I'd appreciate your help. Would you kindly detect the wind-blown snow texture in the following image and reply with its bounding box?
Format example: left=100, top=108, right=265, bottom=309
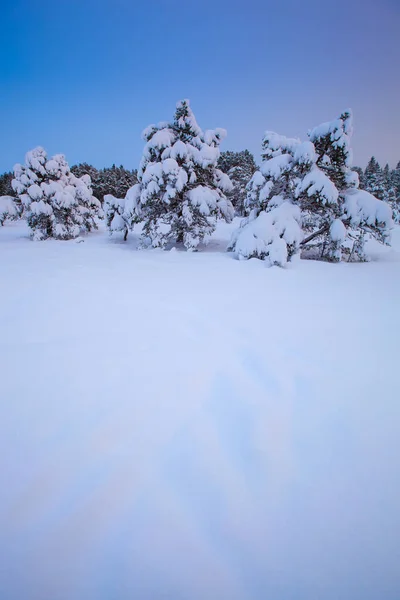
left=1, top=221, right=399, bottom=600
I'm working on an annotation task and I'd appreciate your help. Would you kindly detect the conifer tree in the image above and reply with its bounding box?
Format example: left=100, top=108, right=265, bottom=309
left=12, top=147, right=101, bottom=240
left=392, top=161, right=400, bottom=198
left=382, top=163, right=399, bottom=222
left=0, top=171, right=16, bottom=197
left=230, top=111, right=392, bottom=266
left=364, top=157, right=386, bottom=200
left=217, top=150, right=257, bottom=215
left=132, top=99, right=234, bottom=250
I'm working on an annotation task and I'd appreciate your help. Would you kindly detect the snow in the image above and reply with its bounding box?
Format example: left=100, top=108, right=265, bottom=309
left=27, top=183, right=42, bottom=200
left=250, top=170, right=265, bottom=188
left=262, top=131, right=300, bottom=158
left=24, top=146, right=47, bottom=175
left=1, top=220, right=400, bottom=600
left=330, top=218, right=347, bottom=242
left=213, top=168, right=233, bottom=193
left=344, top=188, right=393, bottom=227
left=187, top=185, right=219, bottom=216
left=293, top=140, right=317, bottom=165
left=260, top=154, right=292, bottom=179
left=144, top=128, right=175, bottom=153
left=296, top=166, right=339, bottom=205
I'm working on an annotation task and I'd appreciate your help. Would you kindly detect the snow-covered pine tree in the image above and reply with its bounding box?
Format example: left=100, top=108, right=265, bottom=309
left=392, top=161, right=400, bottom=197
left=217, top=150, right=257, bottom=215
left=228, top=132, right=305, bottom=265
left=392, top=161, right=400, bottom=220
left=71, top=163, right=102, bottom=200
left=0, top=171, right=16, bottom=197
left=352, top=166, right=365, bottom=189
left=300, top=111, right=391, bottom=261
left=364, top=156, right=386, bottom=200
left=300, top=110, right=358, bottom=261
left=12, top=147, right=101, bottom=240
left=133, top=99, right=234, bottom=250
left=230, top=111, right=392, bottom=266
left=382, top=163, right=399, bottom=222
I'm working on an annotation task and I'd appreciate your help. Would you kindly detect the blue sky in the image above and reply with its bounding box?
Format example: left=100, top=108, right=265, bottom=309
left=1, top=0, right=399, bottom=173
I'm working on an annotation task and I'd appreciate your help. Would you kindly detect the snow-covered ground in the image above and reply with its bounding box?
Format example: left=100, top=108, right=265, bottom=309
left=1, top=220, right=400, bottom=600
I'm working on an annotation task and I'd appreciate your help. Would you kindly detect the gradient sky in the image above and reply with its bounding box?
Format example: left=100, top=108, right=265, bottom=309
left=1, top=0, right=399, bottom=173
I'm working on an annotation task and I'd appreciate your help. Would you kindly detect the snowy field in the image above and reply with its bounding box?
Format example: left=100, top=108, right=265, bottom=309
left=1, top=220, right=400, bottom=600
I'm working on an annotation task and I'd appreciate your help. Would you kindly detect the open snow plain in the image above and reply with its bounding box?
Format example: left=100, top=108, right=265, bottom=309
left=1, top=220, right=399, bottom=599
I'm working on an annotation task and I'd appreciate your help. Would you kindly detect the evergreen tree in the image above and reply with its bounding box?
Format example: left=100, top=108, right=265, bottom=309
left=132, top=99, right=234, bottom=250
left=364, top=156, right=386, bottom=200
left=217, top=150, right=257, bottom=215
left=71, top=163, right=137, bottom=204
left=352, top=166, right=365, bottom=188
left=229, top=131, right=308, bottom=265
left=392, top=161, right=400, bottom=199
left=0, top=171, right=16, bottom=197
left=12, top=147, right=102, bottom=240
left=71, top=163, right=101, bottom=199
left=391, top=161, right=400, bottom=221
left=382, top=163, right=399, bottom=222
left=100, top=165, right=138, bottom=200
left=230, top=111, right=392, bottom=266
left=0, top=171, right=21, bottom=221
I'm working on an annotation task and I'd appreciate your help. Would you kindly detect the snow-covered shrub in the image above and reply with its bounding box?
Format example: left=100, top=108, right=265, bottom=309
left=12, top=147, right=102, bottom=240
left=0, top=195, right=20, bottom=225
left=104, top=183, right=141, bottom=240
left=104, top=194, right=127, bottom=238
left=230, top=110, right=392, bottom=266
left=131, top=99, right=234, bottom=250
left=229, top=198, right=302, bottom=266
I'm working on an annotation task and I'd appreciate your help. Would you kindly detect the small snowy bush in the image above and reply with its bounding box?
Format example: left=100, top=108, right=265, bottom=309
left=0, top=195, right=20, bottom=225
left=130, top=99, right=234, bottom=250
left=104, top=194, right=128, bottom=240
left=12, top=147, right=102, bottom=241
left=230, top=111, right=392, bottom=266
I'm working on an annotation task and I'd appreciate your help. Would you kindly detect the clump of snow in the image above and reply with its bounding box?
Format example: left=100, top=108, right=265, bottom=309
left=344, top=188, right=392, bottom=229
left=261, top=131, right=300, bottom=159
left=330, top=218, right=347, bottom=242
left=296, top=167, right=339, bottom=205
left=260, top=154, right=292, bottom=179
